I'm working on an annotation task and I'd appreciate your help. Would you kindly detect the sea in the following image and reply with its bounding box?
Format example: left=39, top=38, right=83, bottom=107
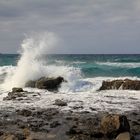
left=0, top=34, right=140, bottom=113
left=1, top=54, right=140, bottom=90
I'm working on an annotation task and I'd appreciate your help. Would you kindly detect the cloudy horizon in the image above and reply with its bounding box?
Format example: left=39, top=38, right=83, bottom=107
left=0, top=0, right=140, bottom=54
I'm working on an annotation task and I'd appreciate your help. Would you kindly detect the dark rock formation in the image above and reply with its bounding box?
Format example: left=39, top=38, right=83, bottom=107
left=3, top=91, right=27, bottom=100
left=12, top=87, right=24, bottom=92
left=25, top=76, right=65, bottom=91
left=99, top=79, right=140, bottom=90
left=54, top=99, right=67, bottom=106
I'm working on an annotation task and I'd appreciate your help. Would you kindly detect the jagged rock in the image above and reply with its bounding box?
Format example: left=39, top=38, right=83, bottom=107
left=100, top=114, right=130, bottom=138
left=12, top=87, right=24, bottom=92
left=25, top=76, right=65, bottom=91
left=3, top=87, right=27, bottom=101
left=3, top=92, right=27, bottom=101
left=123, top=79, right=140, bottom=90
left=99, top=79, right=140, bottom=90
left=35, top=76, right=64, bottom=91
left=54, top=99, right=67, bottom=106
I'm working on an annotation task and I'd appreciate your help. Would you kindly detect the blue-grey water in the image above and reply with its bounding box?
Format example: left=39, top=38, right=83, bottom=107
left=0, top=54, right=140, bottom=78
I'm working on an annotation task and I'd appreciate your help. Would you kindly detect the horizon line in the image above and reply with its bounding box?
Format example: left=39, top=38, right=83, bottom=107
left=1, top=53, right=140, bottom=55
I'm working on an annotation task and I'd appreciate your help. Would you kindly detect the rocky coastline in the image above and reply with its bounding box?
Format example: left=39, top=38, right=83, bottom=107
left=0, top=105, right=139, bottom=140
left=0, top=78, right=140, bottom=140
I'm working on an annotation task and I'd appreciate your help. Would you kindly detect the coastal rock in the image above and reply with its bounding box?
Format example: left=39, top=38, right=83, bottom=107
left=99, top=79, right=140, bottom=90
left=12, top=87, right=24, bottom=92
left=3, top=91, right=27, bottom=100
left=35, top=76, right=64, bottom=91
left=25, top=76, right=65, bottom=91
left=100, top=114, right=130, bottom=138
left=3, top=87, right=27, bottom=101
left=54, top=99, right=67, bottom=106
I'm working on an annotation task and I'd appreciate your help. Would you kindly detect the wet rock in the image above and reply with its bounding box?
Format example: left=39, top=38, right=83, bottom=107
left=16, top=109, right=32, bottom=117
left=28, top=119, right=46, bottom=131
left=39, top=108, right=59, bottom=116
left=100, top=114, right=130, bottom=138
left=66, top=125, right=79, bottom=135
left=12, top=87, right=24, bottom=93
left=72, top=106, right=83, bottom=110
left=35, top=76, right=64, bottom=91
left=66, top=116, right=101, bottom=139
left=3, top=92, right=27, bottom=101
left=99, top=79, right=140, bottom=90
left=25, top=76, right=65, bottom=91
left=54, top=99, right=67, bottom=106
left=123, top=79, right=140, bottom=90
left=89, top=107, right=97, bottom=111
left=31, top=108, right=59, bottom=122
left=100, top=80, right=124, bottom=90
left=50, top=121, right=61, bottom=128
left=118, top=115, right=130, bottom=133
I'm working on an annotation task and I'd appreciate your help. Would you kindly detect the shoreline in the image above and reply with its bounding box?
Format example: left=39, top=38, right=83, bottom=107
left=0, top=107, right=139, bottom=140
left=0, top=89, right=139, bottom=139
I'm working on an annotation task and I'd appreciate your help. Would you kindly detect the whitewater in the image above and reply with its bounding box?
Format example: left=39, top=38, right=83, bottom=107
left=0, top=32, right=140, bottom=113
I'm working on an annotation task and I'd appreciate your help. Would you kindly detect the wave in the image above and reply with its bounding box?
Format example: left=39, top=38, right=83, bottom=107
left=0, top=32, right=83, bottom=91
left=0, top=66, right=15, bottom=74
left=72, top=61, right=86, bottom=64
left=96, top=62, right=140, bottom=68
left=0, top=61, right=140, bottom=92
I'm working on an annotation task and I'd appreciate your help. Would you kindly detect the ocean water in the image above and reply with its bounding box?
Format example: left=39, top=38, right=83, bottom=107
left=0, top=33, right=140, bottom=113
left=0, top=54, right=140, bottom=92
left=1, top=54, right=140, bottom=78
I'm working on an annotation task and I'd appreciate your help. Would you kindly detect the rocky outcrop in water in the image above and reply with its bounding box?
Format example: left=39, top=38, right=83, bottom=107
left=3, top=87, right=27, bottom=101
left=99, top=79, right=140, bottom=90
left=12, top=87, right=24, bottom=92
left=25, top=76, right=65, bottom=91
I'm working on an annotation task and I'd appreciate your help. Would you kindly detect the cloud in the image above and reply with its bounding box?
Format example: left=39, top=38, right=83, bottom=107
left=0, top=0, right=140, bottom=53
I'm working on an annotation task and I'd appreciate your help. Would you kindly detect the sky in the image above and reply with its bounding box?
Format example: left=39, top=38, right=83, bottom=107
left=0, top=0, right=140, bottom=54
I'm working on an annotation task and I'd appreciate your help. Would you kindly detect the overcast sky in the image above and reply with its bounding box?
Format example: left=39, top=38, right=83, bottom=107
left=0, top=0, right=140, bottom=54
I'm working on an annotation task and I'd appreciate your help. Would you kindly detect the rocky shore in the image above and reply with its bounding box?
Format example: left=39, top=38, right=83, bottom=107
left=0, top=106, right=140, bottom=140
left=0, top=77, right=140, bottom=140
left=0, top=88, right=139, bottom=140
